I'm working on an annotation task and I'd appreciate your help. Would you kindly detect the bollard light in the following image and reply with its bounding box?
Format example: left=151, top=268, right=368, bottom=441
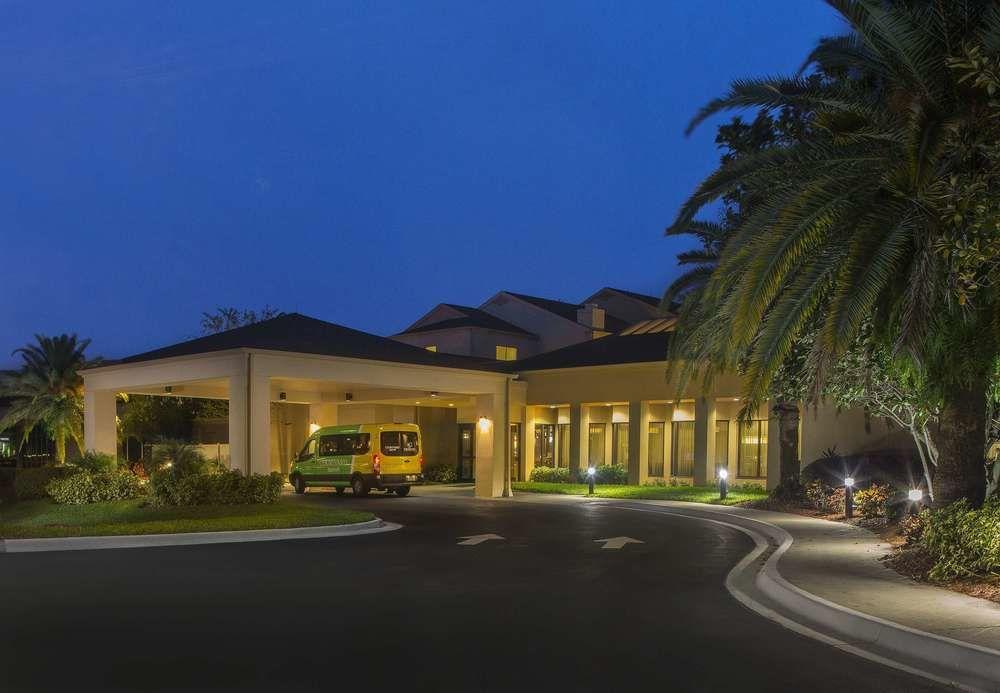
left=844, top=477, right=855, bottom=519
left=908, top=488, right=923, bottom=503
left=586, top=466, right=596, bottom=495
left=718, top=468, right=729, bottom=500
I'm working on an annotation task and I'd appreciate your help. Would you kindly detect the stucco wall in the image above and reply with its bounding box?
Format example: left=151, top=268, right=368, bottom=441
left=481, top=293, right=592, bottom=353
left=800, top=401, right=915, bottom=466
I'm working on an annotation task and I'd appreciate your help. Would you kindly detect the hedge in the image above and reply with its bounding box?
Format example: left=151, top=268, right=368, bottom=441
left=46, top=470, right=146, bottom=505
left=423, top=464, right=458, bottom=483
left=530, top=466, right=571, bottom=483
left=14, top=466, right=80, bottom=500
left=150, top=470, right=284, bottom=506
left=920, top=498, right=1000, bottom=581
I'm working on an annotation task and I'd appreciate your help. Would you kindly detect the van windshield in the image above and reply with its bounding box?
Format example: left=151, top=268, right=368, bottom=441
left=380, top=431, right=419, bottom=456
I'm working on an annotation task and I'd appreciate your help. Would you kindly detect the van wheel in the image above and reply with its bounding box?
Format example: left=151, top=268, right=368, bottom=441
left=395, top=486, right=411, bottom=497
left=335, top=486, right=345, bottom=495
left=352, top=476, right=369, bottom=497
left=292, top=475, right=306, bottom=495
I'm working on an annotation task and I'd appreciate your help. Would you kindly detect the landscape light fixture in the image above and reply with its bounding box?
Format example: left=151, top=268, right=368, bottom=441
left=587, top=466, right=596, bottom=495
left=844, top=477, right=855, bottom=519
left=908, top=488, right=923, bottom=503
left=718, top=468, right=729, bottom=500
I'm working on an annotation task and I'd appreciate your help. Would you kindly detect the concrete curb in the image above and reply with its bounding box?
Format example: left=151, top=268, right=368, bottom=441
left=607, top=502, right=1000, bottom=692
left=0, top=518, right=401, bottom=553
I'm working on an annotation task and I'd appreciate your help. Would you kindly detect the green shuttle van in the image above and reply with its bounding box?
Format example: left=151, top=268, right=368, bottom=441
left=289, top=423, right=423, bottom=497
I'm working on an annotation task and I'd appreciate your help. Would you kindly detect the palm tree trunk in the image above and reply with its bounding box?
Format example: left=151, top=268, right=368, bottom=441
left=934, top=380, right=987, bottom=507
left=54, top=434, right=66, bottom=464
left=773, top=401, right=800, bottom=485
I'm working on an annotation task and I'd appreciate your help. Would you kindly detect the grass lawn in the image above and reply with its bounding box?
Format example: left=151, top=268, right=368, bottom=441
left=511, top=482, right=766, bottom=506
left=0, top=497, right=374, bottom=539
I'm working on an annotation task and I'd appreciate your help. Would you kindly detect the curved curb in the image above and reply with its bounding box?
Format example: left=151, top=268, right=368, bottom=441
left=0, top=518, right=402, bottom=553
left=608, top=502, right=1000, bottom=692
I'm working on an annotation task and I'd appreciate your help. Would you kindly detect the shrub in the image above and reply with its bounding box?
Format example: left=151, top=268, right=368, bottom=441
left=769, top=478, right=806, bottom=504
left=72, top=451, right=118, bottom=474
left=150, top=470, right=283, bottom=506
left=423, top=464, right=458, bottom=483
left=855, top=483, right=893, bottom=521
left=899, top=511, right=927, bottom=546
left=803, top=479, right=845, bottom=513
left=14, top=466, right=80, bottom=500
left=46, top=469, right=146, bottom=505
left=148, top=441, right=217, bottom=477
left=594, top=464, right=627, bottom=485
left=920, top=499, right=1000, bottom=581
left=529, top=466, right=571, bottom=483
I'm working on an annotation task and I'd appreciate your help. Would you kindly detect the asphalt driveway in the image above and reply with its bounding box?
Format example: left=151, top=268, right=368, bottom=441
left=0, top=486, right=946, bottom=692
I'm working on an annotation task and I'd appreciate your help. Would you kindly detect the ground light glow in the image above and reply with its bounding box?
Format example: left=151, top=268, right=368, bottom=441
left=908, top=489, right=923, bottom=502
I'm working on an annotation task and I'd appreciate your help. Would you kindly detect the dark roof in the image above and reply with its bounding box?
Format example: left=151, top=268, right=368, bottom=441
left=399, top=305, right=536, bottom=337
left=112, top=313, right=508, bottom=372
left=512, top=332, right=671, bottom=371
left=503, top=292, right=628, bottom=332
left=604, top=287, right=663, bottom=308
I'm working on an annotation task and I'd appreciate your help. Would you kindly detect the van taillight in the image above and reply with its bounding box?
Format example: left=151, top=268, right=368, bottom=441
left=372, top=453, right=381, bottom=475
left=419, top=455, right=425, bottom=470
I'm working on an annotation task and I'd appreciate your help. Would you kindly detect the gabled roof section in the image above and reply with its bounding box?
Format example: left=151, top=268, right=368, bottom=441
left=398, top=304, right=536, bottom=337
left=511, top=332, right=671, bottom=371
left=619, top=317, right=677, bottom=335
left=503, top=292, right=584, bottom=322
left=601, top=287, right=663, bottom=308
left=114, top=313, right=508, bottom=372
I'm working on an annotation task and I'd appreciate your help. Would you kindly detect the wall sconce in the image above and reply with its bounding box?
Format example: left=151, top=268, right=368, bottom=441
left=478, top=416, right=490, bottom=433
left=164, top=386, right=172, bottom=394
left=345, top=392, right=353, bottom=402
left=279, top=391, right=287, bottom=401
left=309, top=421, right=320, bottom=434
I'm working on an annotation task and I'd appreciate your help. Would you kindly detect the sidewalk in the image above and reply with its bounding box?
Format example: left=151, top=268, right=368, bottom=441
left=589, top=498, right=1000, bottom=691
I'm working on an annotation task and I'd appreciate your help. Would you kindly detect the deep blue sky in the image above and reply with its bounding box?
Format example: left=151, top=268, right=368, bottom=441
left=1, top=1, right=841, bottom=365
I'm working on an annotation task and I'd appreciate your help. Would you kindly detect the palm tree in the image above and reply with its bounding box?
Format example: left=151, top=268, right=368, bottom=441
left=667, top=0, right=1000, bottom=506
left=0, top=335, right=94, bottom=464
left=661, top=221, right=725, bottom=310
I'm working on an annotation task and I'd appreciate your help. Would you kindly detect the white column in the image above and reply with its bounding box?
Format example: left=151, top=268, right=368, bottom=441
left=569, top=403, right=585, bottom=479
left=83, top=389, right=117, bottom=458
left=628, top=400, right=648, bottom=485
left=474, top=391, right=508, bottom=498
left=523, top=406, right=536, bottom=479
left=249, top=371, right=271, bottom=475
left=693, top=397, right=716, bottom=485
left=228, top=372, right=248, bottom=473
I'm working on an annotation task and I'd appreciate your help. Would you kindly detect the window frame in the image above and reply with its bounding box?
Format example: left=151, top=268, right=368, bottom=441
left=737, top=419, right=768, bottom=479
left=671, top=420, right=695, bottom=477
left=495, top=345, right=518, bottom=361
left=380, top=430, right=420, bottom=457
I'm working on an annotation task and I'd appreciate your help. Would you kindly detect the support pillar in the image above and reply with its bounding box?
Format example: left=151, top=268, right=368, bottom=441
left=523, top=406, right=536, bottom=479
left=569, top=403, right=585, bottom=480
left=627, top=400, right=648, bottom=485
left=83, top=389, right=117, bottom=459
left=474, top=390, right=508, bottom=498
left=228, top=372, right=248, bottom=474
left=693, top=397, right=716, bottom=485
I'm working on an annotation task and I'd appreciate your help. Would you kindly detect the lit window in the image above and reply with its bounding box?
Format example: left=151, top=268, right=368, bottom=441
left=425, top=345, right=437, bottom=352
left=495, top=345, right=518, bottom=361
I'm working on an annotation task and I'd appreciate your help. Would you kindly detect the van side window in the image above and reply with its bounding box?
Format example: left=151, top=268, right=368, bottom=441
left=319, top=434, right=370, bottom=456
left=381, top=431, right=419, bottom=456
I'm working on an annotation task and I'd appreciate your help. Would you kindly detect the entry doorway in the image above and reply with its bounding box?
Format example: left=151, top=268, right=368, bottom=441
left=458, top=423, right=476, bottom=481
left=510, top=424, right=521, bottom=481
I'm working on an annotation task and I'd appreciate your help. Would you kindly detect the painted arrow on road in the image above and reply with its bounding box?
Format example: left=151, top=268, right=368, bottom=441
left=594, top=537, right=644, bottom=550
left=457, top=534, right=505, bottom=546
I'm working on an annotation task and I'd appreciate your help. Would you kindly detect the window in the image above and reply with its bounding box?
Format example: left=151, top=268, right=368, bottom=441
left=612, top=422, right=629, bottom=467
left=671, top=421, right=695, bottom=476
left=510, top=424, right=521, bottom=480
left=298, top=438, right=316, bottom=461
left=534, top=424, right=554, bottom=467
left=715, top=420, right=730, bottom=475
left=588, top=423, right=606, bottom=467
left=738, top=420, right=768, bottom=478
left=319, top=433, right=370, bottom=456
left=557, top=423, right=571, bottom=468
left=495, top=345, right=518, bottom=361
left=381, top=431, right=419, bottom=456
left=647, top=422, right=665, bottom=477
left=425, top=345, right=437, bottom=352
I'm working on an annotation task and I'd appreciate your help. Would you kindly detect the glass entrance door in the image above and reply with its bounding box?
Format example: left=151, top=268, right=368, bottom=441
left=510, top=424, right=521, bottom=481
left=458, top=423, right=475, bottom=481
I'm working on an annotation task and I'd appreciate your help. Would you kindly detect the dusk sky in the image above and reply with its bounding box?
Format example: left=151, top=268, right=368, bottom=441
left=1, top=1, right=840, bottom=365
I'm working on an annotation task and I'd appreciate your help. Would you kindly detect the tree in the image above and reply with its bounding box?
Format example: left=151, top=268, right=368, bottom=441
left=823, top=330, right=940, bottom=500
left=200, top=306, right=282, bottom=335
left=0, top=334, right=96, bottom=464
left=667, top=0, right=1000, bottom=506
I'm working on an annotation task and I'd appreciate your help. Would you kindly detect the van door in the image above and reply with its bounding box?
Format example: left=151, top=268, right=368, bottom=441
left=296, top=438, right=318, bottom=478
left=379, top=430, right=420, bottom=477
left=317, top=434, right=362, bottom=482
